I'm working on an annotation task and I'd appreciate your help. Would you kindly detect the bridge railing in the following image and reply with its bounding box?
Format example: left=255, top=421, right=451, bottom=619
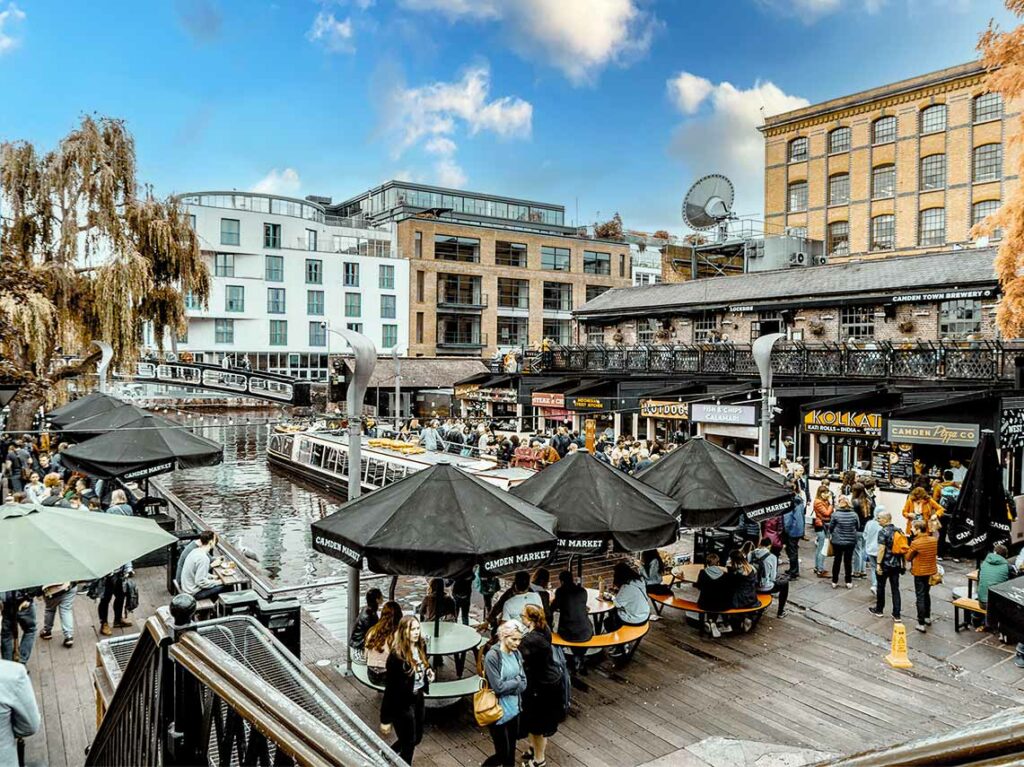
left=132, top=361, right=312, bottom=406
left=529, top=340, right=1023, bottom=382
left=87, top=609, right=404, bottom=767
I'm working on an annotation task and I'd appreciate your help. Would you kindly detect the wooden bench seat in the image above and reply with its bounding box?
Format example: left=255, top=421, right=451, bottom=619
left=953, top=596, right=986, bottom=632
left=650, top=592, right=772, bottom=616
left=350, top=661, right=482, bottom=700
left=551, top=622, right=650, bottom=649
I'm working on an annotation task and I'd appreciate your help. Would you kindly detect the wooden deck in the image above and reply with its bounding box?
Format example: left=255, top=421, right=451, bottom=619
left=22, top=547, right=1024, bottom=767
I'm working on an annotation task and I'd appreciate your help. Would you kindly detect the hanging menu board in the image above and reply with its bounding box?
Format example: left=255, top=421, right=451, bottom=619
left=889, top=445, right=915, bottom=489
left=871, top=450, right=891, bottom=483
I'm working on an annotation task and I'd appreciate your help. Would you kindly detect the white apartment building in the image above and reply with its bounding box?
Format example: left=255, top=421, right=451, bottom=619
left=625, top=234, right=666, bottom=286
left=176, top=191, right=408, bottom=380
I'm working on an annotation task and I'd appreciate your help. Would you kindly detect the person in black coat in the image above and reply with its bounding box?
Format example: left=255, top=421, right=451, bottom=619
left=518, top=604, right=566, bottom=767
left=349, top=588, right=382, bottom=660
left=727, top=549, right=759, bottom=610
left=379, top=616, right=433, bottom=764
left=828, top=496, right=860, bottom=588
left=551, top=570, right=592, bottom=675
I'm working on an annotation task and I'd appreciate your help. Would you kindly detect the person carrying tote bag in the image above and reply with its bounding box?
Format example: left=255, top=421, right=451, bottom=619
left=481, top=622, right=527, bottom=767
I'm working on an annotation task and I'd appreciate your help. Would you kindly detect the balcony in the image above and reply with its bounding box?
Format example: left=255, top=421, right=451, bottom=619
left=437, top=292, right=489, bottom=311
left=437, top=332, right=488, bottom=353
left=534, top=340, right=1020, bottom=383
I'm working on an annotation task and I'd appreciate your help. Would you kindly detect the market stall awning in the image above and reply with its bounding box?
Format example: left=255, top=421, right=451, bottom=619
left=0, top=501, right=178, bottom=592
left=60, top=403, right=155, bottom=440
left=511, top=451, right=680, bottom=554
left=47, top=392, right=128, bottom=429
left=61, top=414, right=223, bottom=480
left=638, top=437, right=792, bottom=528
left=311, top=463, right=557, bottom=577
left=948, top=432, right=1014, bottom=556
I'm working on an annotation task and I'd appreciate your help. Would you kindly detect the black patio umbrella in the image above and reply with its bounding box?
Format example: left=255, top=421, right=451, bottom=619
left=637, top=438, right=792, bottom=529
left=510, top=451, right=680, bottom=555
left=311, top=462, right=558, bottom=578
left=60, top=414, right=223, bottom=481
left=59, top=404, right=154, bottom=440
left=47, top=392, right=127, bottom=429
left=947, top=431, right=1014, bottom=558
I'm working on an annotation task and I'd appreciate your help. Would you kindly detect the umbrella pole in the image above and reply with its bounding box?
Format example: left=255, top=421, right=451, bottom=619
left=434, top=580, right=441, bottom=638
left=389, top=575, right=397, bottom=601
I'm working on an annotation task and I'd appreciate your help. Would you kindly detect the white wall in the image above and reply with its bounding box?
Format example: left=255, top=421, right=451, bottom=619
left=179, top=197, right=409, bottom=363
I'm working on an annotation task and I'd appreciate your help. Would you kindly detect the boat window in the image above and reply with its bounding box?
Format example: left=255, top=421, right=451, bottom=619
left=297, top=439, right=312, bottom=465
left=367, top=460, right=385, bottom=486
left=337, top=450, right=348, bottom=475
left=311, top=443, right=325, bottom=467
left=324, top=448, right=338, bottom=472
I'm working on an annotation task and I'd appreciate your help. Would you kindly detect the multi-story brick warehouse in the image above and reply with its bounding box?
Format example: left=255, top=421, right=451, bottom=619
left=331, top=181, right=631, bottom=358
left=761, top=61, right=1020, bottom=260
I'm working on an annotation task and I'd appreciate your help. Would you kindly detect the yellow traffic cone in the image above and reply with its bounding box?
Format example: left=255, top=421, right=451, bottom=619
left=885, top=621, right=913, bottom=669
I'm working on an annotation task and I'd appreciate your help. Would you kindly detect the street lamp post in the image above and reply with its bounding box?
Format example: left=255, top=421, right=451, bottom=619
left=323, top=323, right=377, bottom=675
left=392, top=348, right=401, bottom=432
left=752, top=333, right=786, bottom=468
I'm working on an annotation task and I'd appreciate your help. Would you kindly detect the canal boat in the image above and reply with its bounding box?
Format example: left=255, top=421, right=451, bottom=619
left=267, top=430, right=534, bottom=494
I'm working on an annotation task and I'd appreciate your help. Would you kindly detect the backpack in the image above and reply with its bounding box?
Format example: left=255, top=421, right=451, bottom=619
left=752, top=551, right=769, bottom=585
left=550, top=644, right=571, bottom=718
left=891, top=530, right=910, bottom=556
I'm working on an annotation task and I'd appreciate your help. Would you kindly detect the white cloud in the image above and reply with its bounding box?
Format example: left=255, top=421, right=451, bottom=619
left=668, top=74, right=809, bottom=221
left=385, top=64, right=531, bottom=187
left=758, top=0, right=886, bottom=22
left=250, top=168, right=302, bottom=196
left=435, top=157, right=468, bottom=188
left=0, top=2, right=26, bottom=55
left=307, top=10, right=354, bottom=53
left=399, top=0, right=655, bottom=85
left=667, top=72, right=714, bottom=115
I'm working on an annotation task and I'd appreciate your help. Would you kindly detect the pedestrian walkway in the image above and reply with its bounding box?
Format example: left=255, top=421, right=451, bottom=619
left=21, top=533, right=1024, bottom=767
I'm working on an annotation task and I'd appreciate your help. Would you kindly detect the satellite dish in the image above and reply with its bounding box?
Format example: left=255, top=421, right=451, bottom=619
left=682, top=173, right=735, bottom=232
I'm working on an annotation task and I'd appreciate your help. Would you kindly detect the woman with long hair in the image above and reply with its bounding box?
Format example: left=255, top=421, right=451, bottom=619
left=640, top=550, right=673, bottom=596
left=812, top=484, right=834, bottom=577
left=605, top=562, right=650, bottom=634
left=379, top=616, right=433, bottom=764
left=482, top=621, right=527, bottom=767
left=518, top=604, right=565, bottom=767
left=901, top=486, right=944, bottom=535
left=364, top=601, right=403, bottom=685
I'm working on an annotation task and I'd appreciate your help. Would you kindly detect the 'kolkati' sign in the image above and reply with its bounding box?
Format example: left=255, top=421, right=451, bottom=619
left=804, top=409, right=883, bottom=437
left=887, top=420, right=980, bottom=448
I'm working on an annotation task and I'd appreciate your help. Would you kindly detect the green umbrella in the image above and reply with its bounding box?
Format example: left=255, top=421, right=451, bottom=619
left=0, top=502, right=178, bottom=591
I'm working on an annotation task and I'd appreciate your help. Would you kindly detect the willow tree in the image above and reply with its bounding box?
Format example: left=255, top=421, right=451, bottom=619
left=0, top=115, right=209, bottom=430
left=977, top=1, right=1024, bottom=337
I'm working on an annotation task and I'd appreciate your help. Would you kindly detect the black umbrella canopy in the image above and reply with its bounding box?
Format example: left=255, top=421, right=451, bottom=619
left=47, top=392, right=127, bottom=429
left=311, top=463, right=558, bottom=578
left=948, top=431, right=1014, bottom=557
left=510, top=451, right=680, bottom=554
left=60, top=404, right=154, bottom=439
left=637, top=438, right=792, bottom=528
left=60, top=414, right=223, bottom=480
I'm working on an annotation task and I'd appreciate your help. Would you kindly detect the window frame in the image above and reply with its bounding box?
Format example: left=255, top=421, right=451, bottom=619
left=973, top=92, right=1003, bottom=124
left=306, top=289, right=324, bottom=316
left=263, top=223, right=281, bottom=249
left=265, top=254, right=284, bottom=282
left=380, top=294, right=397, bottom=319
left=840, top=306, right=875, bottom=340
left=308, top=321, right=327, bottom=347
left=541, top=245, right=571, bottom=272
left=787, top=180, right=808, bottom=213
left=872, top=116, right=897, bottom=145
left=496, top=316, right=529, bottom=347
left=495, top=240, right=528, bottom=268
left=305, top=258, right=323, bottom=285
left=433, top=234, right=480, bottom=263
left=497, top=278, right=530, bottom=310
left=973, top=143, right=1002, bottom=183
left=344, top=292, right=362, bottom=318
left=938, top=299, right=982, bottom=339
left=542, top=281, right=573, bottom=312
left=378, top=264, right=395, bottom=290
left=788, top=137, right=809, bottom=162
left=214, top=253, right=235, bottom=278
left=343, top=262, right=360, bottom=287
left=828, top=127, right=851, bottom=155
left=225, top=285, right=245, bottom=313
left=919, top=104, right=947, bottom=135
left=381, top=324, right=398, bottom=349
left=827, top=221, right=850, bottom=258
left=828, top=173, right=850, bottom=206
left=215, top=318, right=234, bottom=344
left=220, top=218, right=240, bottom=246
left=871, top=164, right=895, bottom=200
left=583, top=250, right=611, bottom=275
left=870, top=214, right=896, bottom=251
left=269, top=319, right=288, bottom=347
left=267, top=287, right=286, bottom=314
left=920, top=154, right=946, bottom=191
left=918, top=207, right=946, bottom=247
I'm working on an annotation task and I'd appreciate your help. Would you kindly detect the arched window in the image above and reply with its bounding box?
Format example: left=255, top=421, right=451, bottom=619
left=972, top=199, right=1002, bottom=239
left=788, top=137, right=808, bottom=162
left=919, top=104, right=947, bottom=134
left=827, top=221, right=849, bottom=257
left=828, top=127, right=851, bottom=154
left=871, top=164, right=895, bottom=199
left=973, top=92, right=1003, bottom=124
left=920, top=154, right=946, bottom=191
left=871, top=215, right=895, bottom=250
left=918, top=208, right=946, bottom=246
left=828, top=174, right=850, bottom=206
left=787, top=181, right=808, bottom=212
left=872, top=116, right=897, bottom=144
left=973, top=144, right=1002, bottom=183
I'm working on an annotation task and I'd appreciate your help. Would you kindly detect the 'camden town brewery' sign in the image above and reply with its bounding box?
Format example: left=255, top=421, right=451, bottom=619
left=803, top=409, right=884, bottom=438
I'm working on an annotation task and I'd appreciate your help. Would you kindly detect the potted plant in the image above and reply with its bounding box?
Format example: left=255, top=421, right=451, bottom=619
left=808, top=320, right=826, bottom=336
left=898, top=320, right=915, bottom=333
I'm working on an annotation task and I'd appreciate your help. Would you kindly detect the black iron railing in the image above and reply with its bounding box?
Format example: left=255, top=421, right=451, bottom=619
left=533, top=340, right=1024, bottom=382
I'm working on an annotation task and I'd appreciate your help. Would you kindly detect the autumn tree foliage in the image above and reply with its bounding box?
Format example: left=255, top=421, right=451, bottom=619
left=0, top=116, right=209, bottom=429
left=595, top=212, right=624, bottom=240
left=653, top=229, right=670, bottom=240
left=977, top=1, right=1024, bottom=337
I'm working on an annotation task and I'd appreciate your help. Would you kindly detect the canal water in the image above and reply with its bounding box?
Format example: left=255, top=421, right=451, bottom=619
left=162, top=411, right=387, bottom=640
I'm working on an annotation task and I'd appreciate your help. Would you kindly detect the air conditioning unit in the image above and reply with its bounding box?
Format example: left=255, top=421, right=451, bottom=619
left=788, top=252, right=807, bottom=266
left=814, top=254, right=828, bottom=266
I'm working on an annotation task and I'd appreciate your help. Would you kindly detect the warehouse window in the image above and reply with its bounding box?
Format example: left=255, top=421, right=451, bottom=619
left=973, top=144, right=1002, bottom=183
left=828, top=127, right=850, bottom=154
left=788, top=137, right=808, bottom=162
left=918, top=208, right=946, bottom=246
left=872, top=116, right=896, bottom=145
left=919, top=104, right=947, bottom=134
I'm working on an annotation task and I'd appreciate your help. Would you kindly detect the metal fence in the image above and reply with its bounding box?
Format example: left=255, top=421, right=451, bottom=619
left=537, top=341, right=1024, bottom=382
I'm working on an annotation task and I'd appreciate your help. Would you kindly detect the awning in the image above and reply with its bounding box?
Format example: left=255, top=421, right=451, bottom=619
left=479, top=375, right=514, bottom=389
left=453, top=371, right=493, bottom=387
left=531, top=377, right=583, bottom=393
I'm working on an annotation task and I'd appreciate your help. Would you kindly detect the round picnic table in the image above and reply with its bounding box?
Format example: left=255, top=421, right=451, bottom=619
left=586, top=587, right=615, bottom=633
left=423, top=621, right=483, bottom=675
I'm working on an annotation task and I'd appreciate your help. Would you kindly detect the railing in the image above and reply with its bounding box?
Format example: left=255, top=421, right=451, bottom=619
left=532, top=340, right=1023, bottom=382
left=88, top=608, right=403, bottom=767
left=438, top=332, right=489, bottom=349
left=437, top=292, right=489, bottom=309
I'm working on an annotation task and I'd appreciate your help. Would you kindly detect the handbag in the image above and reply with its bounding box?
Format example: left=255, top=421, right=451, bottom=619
left=473, top=680, right=504, bottom=727
left=929, top=564, right=945, bottom=587
left=826, top=539, right=834, bottom=558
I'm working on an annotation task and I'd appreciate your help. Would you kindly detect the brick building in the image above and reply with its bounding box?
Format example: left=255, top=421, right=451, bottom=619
left=761, top=61, right=1019, bottom=260
left=331, top=181, right=631, bottom=358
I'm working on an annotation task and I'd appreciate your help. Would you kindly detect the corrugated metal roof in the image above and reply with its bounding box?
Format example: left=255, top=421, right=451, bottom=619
left=577, top=248, right=998, bottom=317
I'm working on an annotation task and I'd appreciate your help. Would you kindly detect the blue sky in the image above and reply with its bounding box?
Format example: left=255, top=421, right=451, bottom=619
left=0, top=0, right=1014, bottom=233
